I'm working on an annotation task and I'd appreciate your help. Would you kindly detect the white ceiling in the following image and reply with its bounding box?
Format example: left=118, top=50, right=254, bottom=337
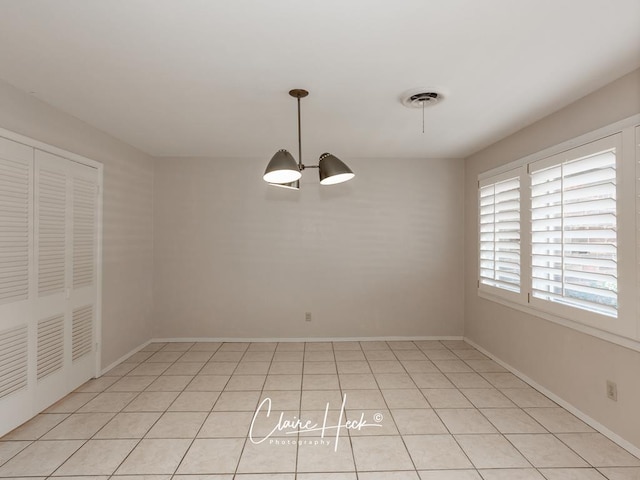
left=0, top=0, right=639, bottom=160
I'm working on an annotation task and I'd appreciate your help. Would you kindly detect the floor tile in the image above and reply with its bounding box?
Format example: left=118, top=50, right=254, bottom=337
left=425, top=350, right=459, bottom=360
left=75, top=376, right=119, bottom=392
left=0, top=441, right=31, bottom=465
left=480, top=408, right=546, bottom=434
left=146, top=375, right=194, bottom=391
left=146, top=411, right=207, bottom=438
left=302, top=361, right=336, bottom=374
left=395, top=350, right=428, bottom=360
left=1, top=413, right=68, bottom=440
left=538, top=468, right=607, bottom=479
left=305, top=342, right=333, bottom=351
left=301, top=390, right=344, bottom=410
left=597, top=467, right=640, bottom=479
left=198, top=411, right=253, bottom=437
left=218, top=342, right=249, bottom=352
left=464, top=360, right=508, bottom=373
left=297, top=437, right=355, bottom=472
left=419, top=471, right=481, bottom=480
left=176, top=438, right=244, bottom=474
left=482, top=373, right=529, bottom=389
left=247, top=342, right=278, bottom=351
left=269, top=361, right=304, bottom=374
left=368, top=361, right=405, bottom=373
left=334, top=350, right=366, bottom=361
left=107, top=376, right=158, bottom=392
left=404, top=434, right=472, bottom=469
left=211, top=351, right=244, bottom=362
left=302, top=374, right=339, bottom=390
left=178, top=351, right=214, bottom=362
left=162, top=342, right=194, bottom=351
left=434, top=360, right=474, bottom=373
left=382, top=389, right=431, bottom=409
left=265, top=374, right=303, bottom=390
left=275, top=342, right=305, bottom=352
left=186, top=375, right=230, bottom=391
left=392, top=409, right=448, bottom=434
left=237, top=437, right=297, bottom=473
left=411, top=373, right=455, bottom=388
left=273, top=352, right=304, bottom=362
left=436, top=409, right=497, bottom=434
left=446, top=373, right=493, bottom=389
left=234, top=362, right=271, bottom=375
left=0, top=440, right=84, bottom=476
left=105, top=363, right=143, bottom=376
left=147, top=352, right=183, bottom=363
left=168, top=391, right=220, bottom=411
left=422, top=388, right=473, bottom=408
left=242, top=351, right=275, bottom=362
left=44, top=393, right=98, bottom=413
left=167, top=362, right=207, bottom=375
left=524, top=408, right=594, bottom=433
left=213, top=391, right=261, bottom=411
left=333, top=341, right=362, bottom=351
left=506, top=434, right=588, bottom=467
left=305, top=351, right=335, bottom=362
left=341, top=389, right=386, bottom=409
left=298, top=472, right=355, bottom=479
left=455, top=434, right=530, bottom=468
left=500, top=388, right=557, bottom=408
left=189, top=341, right=222, bottom=351
left=224, top=374, right=266, bottom=391
left=364, top=350, right=397, bottom=361
left=116, top=438, right=191, bottom=474
left=260, top=390, right=302, bottom=410
left=94, top=412, right=161, bottom=438
left=375, top=373, right=416, bottom=389
left=556, top=433, right=640, bottom=467
left=200, top=362, right=237, bottom=375
left=128, top=363, right=172, bottom=376
left=351, top=435, right=414, bottom=471
left=460, top=388, right=516, bottom=408
left=78, top=392, right=137, bottom=412
left=479, top=469, right=545, bottom=479
left=402, top=361, right=439, bottom=373
left=43, top=412, right=114, bottom=439
left=123, top=391, right=180, bottom=411
left=337, top=361, right=371, bottom=374
left=55, top=439, right=137, bottom=475
left=339, top=373, right=379, bottom=389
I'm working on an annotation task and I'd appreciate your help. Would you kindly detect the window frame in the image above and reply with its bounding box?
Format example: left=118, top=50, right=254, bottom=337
left=477, top=115, right=639, bottom=349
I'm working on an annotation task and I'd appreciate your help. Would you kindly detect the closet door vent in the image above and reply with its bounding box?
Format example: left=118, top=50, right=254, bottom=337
left=37, top=169, right=66, bottom=296
left=37, top=315, right=64, bottom=380
left=0, top=325, right=28, bottom=399
left=72, top=305, right=92, bottom=361
left=73, top=177, right=95, bottom=289
left=0, top=156, right=30, bottom=304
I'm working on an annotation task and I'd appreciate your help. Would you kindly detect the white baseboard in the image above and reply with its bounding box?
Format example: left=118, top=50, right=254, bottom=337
left=151, top=335, right=464, bottom=343
left=464, top=336, right=640, bottom=459
left=100, top=339, right=153, bottom=375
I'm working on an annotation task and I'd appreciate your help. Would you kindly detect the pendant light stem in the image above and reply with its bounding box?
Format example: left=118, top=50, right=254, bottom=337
left=297, top=96, right=303, bottom=170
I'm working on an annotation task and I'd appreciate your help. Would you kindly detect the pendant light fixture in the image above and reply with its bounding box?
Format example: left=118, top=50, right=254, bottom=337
left=264, top=89, right=354, bottom=189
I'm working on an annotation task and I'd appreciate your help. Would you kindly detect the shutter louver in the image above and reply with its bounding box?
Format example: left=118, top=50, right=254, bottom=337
left=0, top=156, right=30, bottom=304
left=479, top=176, right=521, bottom=293
left=530, top=149, right=617, bottom=317
left=0, top=325, right=28, bottom=399
left=37, top=315, right=64, bottom=380
left=37, top=169, right=66, bottom=296
left=72, top=305, right=93, bottom=361
left=73, top=177, right=96, bottom=289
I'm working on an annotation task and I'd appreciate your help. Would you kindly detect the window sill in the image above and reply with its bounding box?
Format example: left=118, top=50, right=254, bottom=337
left=477, top=290, right=640, bottom=353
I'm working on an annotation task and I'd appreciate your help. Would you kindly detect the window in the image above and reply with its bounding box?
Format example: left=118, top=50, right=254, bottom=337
left=530, top=140, right=617, bottom=318
left=477, top=126, right=637, bottom=343
left=479, top=172, right=522, bottom=298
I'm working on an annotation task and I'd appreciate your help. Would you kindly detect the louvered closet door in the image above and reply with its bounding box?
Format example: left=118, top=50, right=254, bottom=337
left=67, top=161, right=98, bottom=389
left=0, top=137, right=34, bottom=434
left=33, top=150, right=70, bottom=409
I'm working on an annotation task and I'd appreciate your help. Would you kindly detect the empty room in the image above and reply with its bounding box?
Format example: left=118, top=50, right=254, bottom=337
left=0, top=1, right=639, bottom=478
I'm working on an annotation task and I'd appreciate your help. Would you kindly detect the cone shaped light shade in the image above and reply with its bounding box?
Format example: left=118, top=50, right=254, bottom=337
left=263, top=149, right=302, bottom=184
left=318, top=153, right=355, bottom=185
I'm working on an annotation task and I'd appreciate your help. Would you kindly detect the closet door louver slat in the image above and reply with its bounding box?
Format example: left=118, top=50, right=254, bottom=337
left=37, top=168, right=66, bottom=297
left=72, top=305, right=93, bottom=361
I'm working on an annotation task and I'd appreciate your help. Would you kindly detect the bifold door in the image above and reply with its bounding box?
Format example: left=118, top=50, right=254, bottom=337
left=0, top=136, right=100, bottom=434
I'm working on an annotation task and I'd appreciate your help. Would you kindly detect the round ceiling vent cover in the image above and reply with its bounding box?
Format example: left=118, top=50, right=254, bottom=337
left=401, top=88, right=444, bottom=108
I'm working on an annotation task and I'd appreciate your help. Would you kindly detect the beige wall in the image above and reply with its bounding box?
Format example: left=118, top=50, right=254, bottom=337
left=464, top=69, right=640, bottom=448
left=0, top=79, right=155, bottom=368
left=153, top=156, right=465, bottom=339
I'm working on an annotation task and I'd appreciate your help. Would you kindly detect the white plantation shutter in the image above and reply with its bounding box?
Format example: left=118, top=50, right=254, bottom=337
left=530, top=138, right=618, bottom=318
left=479, top=172, right=521, bottom=296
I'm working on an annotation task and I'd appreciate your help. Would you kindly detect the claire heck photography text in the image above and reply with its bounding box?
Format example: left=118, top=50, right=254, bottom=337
left=249, top=393, right=383, bottom=451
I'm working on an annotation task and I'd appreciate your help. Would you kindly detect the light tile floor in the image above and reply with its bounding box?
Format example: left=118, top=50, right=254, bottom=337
left=1, top=340, right=639, bottom=479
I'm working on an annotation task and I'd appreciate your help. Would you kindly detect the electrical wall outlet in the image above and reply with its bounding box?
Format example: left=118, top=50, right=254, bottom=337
left=606, top=380, right=618, bottom=401
left=305, top=312, right=312, bottom=322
